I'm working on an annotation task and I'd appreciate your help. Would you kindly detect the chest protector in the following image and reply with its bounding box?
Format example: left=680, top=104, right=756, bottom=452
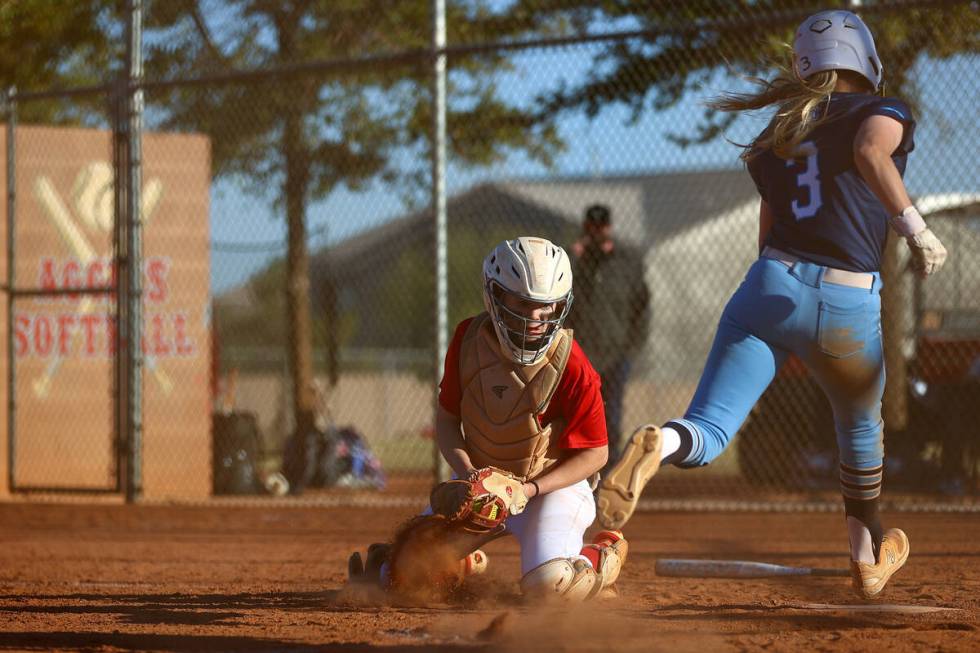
left=458, top=313, right=572, bottom=481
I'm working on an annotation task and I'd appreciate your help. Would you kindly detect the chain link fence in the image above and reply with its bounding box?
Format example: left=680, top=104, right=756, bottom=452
left=1, top=0, right=977, bottom=509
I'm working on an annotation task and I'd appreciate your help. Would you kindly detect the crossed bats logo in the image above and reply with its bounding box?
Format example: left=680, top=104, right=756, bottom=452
left=31, top=161, right=168, bottom=398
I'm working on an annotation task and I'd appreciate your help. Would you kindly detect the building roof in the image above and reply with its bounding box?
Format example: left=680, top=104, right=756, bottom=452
left=307, top=181, right=576, bottom=287
left=216, top=169, right=760, bottom=310
left=501, top=168, right=758, bottom=247
left=219, top=174, right=980, bottom=309
left=215, top=168, right=802, bottom=312
left=917, top=193, right=980, bottom=216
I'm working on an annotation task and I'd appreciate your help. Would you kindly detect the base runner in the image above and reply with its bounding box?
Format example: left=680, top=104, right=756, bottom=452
left=596, top=9, right=947, bottom=600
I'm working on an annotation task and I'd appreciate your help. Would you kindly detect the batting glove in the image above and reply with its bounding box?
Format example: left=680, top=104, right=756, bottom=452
left=906, top=227, right=948, bottom=277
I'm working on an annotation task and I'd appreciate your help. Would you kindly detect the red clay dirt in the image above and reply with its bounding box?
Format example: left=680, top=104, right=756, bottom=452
left=0, top=502, right=977, bottom=652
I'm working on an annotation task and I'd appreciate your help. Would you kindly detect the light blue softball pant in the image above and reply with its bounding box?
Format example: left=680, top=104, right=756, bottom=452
left=671, top=255, right=886, bottom=499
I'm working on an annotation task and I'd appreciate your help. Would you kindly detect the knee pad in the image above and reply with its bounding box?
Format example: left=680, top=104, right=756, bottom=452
left=581, top=530, right=629, bottom=589
left=520, top=557, right=598, bottom=602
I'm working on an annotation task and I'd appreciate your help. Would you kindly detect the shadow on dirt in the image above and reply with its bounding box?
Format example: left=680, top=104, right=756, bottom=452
left=0, top=631, right=486, bottom=652
left=0, top=590, right=491, bottom=652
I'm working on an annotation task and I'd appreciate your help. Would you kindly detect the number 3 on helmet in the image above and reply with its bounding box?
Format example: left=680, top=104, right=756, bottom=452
left=793, top=10, right=883, bottom=92
left=481, top=237, right=573, bottom=366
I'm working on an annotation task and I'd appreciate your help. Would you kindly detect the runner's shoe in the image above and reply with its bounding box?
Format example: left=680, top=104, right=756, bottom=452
left=596, top=425, right=663, bottom=530
left=850, top=528, right=909, bottom=599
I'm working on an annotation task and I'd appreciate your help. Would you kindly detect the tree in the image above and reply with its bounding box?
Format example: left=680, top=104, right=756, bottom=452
left=518, top=1, right=979, bottom=144
left=0, top=0, right=119, bottom=123
left=146, top=1, right=561, bottom=436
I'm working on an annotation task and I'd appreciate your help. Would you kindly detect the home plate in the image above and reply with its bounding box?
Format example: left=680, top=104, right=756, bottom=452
left=798, top=603, right=959, bottom=614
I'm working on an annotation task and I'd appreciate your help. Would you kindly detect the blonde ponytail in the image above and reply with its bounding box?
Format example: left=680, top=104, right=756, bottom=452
left=710, top=64, right=838, bottom=162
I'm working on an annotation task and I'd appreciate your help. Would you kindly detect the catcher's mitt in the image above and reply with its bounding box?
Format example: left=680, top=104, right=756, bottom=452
left=429, top=466, right=529, bottom=534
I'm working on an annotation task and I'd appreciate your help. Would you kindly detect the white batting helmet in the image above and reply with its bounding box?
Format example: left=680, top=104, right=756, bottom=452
left=793, top=10, right=883, bottom=91
left=482, top=237, right=573, bottom=366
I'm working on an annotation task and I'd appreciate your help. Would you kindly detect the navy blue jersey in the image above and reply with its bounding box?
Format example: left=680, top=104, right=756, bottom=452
left=747, top=93, right=915, bottom=273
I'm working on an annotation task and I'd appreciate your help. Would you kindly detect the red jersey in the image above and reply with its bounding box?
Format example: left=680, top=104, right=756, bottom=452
left=438, top=317, right=608, bottom=449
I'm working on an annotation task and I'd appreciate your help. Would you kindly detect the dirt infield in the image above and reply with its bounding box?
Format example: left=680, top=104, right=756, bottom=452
left=0, top=502, right=977, bottom=652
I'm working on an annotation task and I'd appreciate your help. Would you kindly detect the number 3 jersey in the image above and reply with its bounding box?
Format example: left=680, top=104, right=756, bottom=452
left=747, top=92, right=916, bottom=273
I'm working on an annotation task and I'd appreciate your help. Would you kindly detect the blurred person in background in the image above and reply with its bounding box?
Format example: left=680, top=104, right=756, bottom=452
left=568, top=204, right=651, bottom=474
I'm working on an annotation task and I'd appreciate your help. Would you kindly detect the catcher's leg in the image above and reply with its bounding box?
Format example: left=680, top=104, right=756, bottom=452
left=579, top=529, right=628, bottom=593
left=519, top=531, right=627, bottom=602
left=520, top=557, right=598, bottom=602
left=507, top=478, right=598, bottom=602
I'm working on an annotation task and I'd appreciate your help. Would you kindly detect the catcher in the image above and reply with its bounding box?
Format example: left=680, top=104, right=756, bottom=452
left=348, top=236, right=627, bottom=602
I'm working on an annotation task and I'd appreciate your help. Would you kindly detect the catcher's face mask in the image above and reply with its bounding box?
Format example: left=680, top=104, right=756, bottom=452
left=481, top=237, right=574, bottom=366
left=489, top=284, right=571, bottom=364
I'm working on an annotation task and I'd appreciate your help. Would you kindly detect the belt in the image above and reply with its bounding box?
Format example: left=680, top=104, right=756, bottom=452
left=762, top=246, right=875, bottom=290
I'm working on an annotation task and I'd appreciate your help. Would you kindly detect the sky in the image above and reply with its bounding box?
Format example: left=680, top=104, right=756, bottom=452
left=204, top=15, right=978, bottom=294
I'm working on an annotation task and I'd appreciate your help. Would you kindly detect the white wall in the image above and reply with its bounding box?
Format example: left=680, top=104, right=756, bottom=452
left=642, top=199, right=758, bottom=383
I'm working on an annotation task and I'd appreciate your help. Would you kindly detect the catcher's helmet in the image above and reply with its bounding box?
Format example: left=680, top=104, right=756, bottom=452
left=793, top=10, right=882, bottom=91
left=482, top=237, right=573, bottom=365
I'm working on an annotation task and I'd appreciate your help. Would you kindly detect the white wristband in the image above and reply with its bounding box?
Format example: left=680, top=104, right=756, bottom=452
left=890, top=206, right=927, bottom=238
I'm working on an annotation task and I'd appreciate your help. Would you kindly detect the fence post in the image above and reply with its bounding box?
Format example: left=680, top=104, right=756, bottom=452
left=115, top=0, right=145, bottom=502
left=431, top=0, right=450, bottom=483
left=4, top=87, right=16, bottom=493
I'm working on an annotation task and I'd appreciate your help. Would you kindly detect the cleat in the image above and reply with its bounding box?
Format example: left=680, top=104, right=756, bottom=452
left=596, top=425, right=663, bottom=529
left=347, top=551, right=364, bottom=580
left=349, top=542, right=391, bottom=586
left=597, top=585, right=620, bottom=599
left=850, top=528, right=909, bottom=599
